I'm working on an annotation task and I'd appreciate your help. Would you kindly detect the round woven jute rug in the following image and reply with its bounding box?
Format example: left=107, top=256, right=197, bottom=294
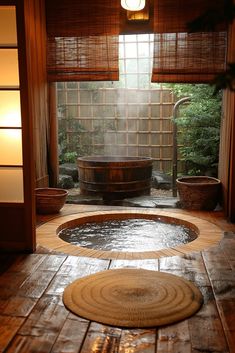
left=63, top=268, right=203, bottom=328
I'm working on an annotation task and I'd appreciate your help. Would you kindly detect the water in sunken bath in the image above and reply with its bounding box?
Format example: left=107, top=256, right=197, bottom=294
left=59, top=218, right=197, bottom=252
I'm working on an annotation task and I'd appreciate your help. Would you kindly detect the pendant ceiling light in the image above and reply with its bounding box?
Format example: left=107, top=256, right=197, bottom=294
left=121, top=0, right=145, bottom=11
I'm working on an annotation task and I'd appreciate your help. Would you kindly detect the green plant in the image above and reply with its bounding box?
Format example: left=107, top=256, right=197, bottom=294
left=171, top=84, right=222, bottom=176
left=61, top=151, right=78, bottom=164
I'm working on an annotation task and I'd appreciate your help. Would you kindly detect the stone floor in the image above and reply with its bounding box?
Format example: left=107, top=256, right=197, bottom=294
left=66, top=188, right=179, bottom=208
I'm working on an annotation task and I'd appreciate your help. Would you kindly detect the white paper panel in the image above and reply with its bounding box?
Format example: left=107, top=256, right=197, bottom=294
left=0, top=167, right=24, bottom=202
left=0, top=91, right=21, bottom=127
left=0, top=7, right=17, bottom=45
left=0, top=130, right=22, bottom=165
left=0, top=49, right=19, bottom=86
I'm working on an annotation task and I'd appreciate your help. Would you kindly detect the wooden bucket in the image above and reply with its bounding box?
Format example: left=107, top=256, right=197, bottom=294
left=77, top=156, right=153, bottom=200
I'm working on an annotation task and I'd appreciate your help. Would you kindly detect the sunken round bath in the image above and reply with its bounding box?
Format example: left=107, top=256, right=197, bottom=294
left=77, top=156, right=153, bottom=200
left=58, top=213, right=198, bottom=252
left=37, top=210, right=223, bottom=260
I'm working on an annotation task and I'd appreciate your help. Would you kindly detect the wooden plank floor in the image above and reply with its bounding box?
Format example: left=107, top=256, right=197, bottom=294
left=0, top=205, right=235, bottom=353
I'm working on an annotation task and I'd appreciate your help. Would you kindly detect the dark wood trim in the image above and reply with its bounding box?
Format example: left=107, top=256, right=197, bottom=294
left=0, top=86, right=19, bottom=90
left=228, top=19, right=235, bottom=222
left=0, top=202, right=24, bottom=208
left=0, top=0, right=15, bottom=4
left=0, top=241, right=31, bottom=252
left=0, top=205, right=25, bottom=250
left=0, top=44, right=17, bottom=48
left=228, top=95, right=235, bottom=221
left=48, top=82, right=59, bottom=187
left=0, top=165, right=23, bottom=167
left=218, top=21, right=235, bottom=222
left=0, top=127, right=21, bottom=129
left=16, top=0, right=36, bottom=251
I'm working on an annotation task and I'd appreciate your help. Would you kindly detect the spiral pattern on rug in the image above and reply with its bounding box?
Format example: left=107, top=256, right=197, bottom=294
left=63, top=268, right=203, bottom=327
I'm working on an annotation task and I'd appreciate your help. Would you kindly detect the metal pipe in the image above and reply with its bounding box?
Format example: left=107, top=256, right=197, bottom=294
left=172, top=97, right=191, bottom=197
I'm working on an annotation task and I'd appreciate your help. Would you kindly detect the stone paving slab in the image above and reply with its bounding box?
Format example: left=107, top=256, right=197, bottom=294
left=123, top=196, right=180, bottom=208
left=66, top=194, right=180, bottom=208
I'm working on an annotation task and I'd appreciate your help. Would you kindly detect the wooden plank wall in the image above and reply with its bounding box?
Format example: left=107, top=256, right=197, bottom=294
left=219, top=20, right=235, bottom=222
left=227, top=17, right=235, bottom=221
left=48, top=83, right=59, bottom=187
left=19, top=0, right=49, bottom=250
left=228, top=93, right=235, bottom=222
left=22, top=0, right=49, bottom=188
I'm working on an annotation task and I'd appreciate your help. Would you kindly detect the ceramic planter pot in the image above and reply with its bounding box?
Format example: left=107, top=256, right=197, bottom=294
left=176, top=176, right=221, bottom=210
left=35, top=187, right=68, bottom=214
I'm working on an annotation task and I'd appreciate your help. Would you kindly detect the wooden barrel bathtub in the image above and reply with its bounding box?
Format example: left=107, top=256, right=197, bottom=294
left=77, top=156, right=153, bottom=200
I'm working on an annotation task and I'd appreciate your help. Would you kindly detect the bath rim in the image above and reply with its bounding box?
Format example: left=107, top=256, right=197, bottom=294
left=36, top=209, right=223, bottom=260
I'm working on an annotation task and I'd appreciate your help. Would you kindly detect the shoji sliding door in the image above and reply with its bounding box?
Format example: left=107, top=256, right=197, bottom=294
left=0, top=6, right=24, bottom=204
left=0, top=0, right=47, bottom=251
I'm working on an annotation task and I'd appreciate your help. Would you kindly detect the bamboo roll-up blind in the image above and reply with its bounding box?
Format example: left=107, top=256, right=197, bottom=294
left=46, top=0, right=119, bottom=82
left=151, top=32, right=227, bottom=83
left=23, top=0, right=50, bottom=187
left=151, top=0, right=227, bottom=83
